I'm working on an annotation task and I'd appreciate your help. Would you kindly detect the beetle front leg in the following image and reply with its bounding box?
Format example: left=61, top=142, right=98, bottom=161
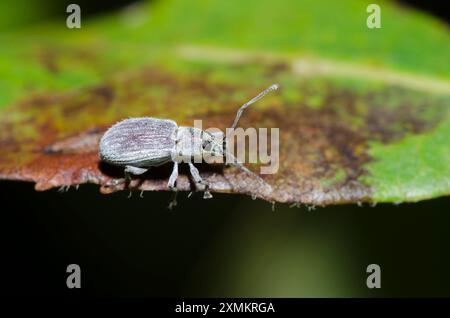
left=188, top=162, right=212, bottom=199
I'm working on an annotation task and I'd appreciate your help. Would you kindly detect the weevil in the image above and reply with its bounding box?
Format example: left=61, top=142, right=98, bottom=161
left=99, top=84, right=279, bottom=204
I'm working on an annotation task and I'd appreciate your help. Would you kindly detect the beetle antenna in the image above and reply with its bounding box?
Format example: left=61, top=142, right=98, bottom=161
left=231, top=84, right=280, bottom=129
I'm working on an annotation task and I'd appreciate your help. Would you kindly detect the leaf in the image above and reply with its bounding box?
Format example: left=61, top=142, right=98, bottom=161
left=0, top=0, right=449, bottom=204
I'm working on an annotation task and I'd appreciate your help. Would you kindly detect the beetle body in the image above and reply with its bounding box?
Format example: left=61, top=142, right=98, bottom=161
left=100, top=117, right=223, bottom=168
left=100, top=117, right=178, bottom=167
left=100, top=117, right=223, bottom=200
left=99, top=84, right=279, bottom=203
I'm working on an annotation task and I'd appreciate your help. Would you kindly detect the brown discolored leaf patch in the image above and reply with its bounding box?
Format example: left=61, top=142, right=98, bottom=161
left=0, top=63, right=446, bottom=205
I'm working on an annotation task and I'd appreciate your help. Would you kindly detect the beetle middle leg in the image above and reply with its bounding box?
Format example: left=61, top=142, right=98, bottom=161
left=188, top=162, right=212, bottom=199
left=167, top=162, right=178, bottom=209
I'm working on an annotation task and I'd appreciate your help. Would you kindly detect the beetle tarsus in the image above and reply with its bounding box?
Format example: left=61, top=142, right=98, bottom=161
left=202, top=183, right=213, bottom=199
left=168, top=188, right=178, bottom=210
left=203, top=190, right=213, bottom=199
left=187, top=162, right=213, bottom=199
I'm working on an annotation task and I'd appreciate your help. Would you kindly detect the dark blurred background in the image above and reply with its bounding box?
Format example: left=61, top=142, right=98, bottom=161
left=1, top=0, right=450, bottom=298
left=2, top=182, right=450, bottom=297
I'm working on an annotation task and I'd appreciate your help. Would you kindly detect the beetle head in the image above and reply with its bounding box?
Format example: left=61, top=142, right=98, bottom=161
left=201, top=130, right=224, bottom=159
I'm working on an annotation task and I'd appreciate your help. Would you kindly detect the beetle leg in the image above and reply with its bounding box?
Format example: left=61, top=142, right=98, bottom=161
left=167, top=162, right=178, bottom=189
left=167, top=162, right=178, bottom=209
left=104, top=166, right=147, bottom=189
left=168, top=191, right=178, bottom=210
left=124, top=170, right=131, bottom=184
left=124, top=165, right=149, bottom=194
left=125, top=165, right=148, bottom=176
left=188, top=162, right=212, bottom=199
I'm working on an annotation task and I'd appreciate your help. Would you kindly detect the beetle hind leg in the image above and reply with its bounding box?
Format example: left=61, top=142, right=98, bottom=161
left=124, top=165, right=149, bottom=197
left=188, top=163, right=212, bottom=199
left=125, top=165, right=148, bottom=184
left=125, top=165, right=149, bottom=178
left=103, top=165, right=149, bottom=195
